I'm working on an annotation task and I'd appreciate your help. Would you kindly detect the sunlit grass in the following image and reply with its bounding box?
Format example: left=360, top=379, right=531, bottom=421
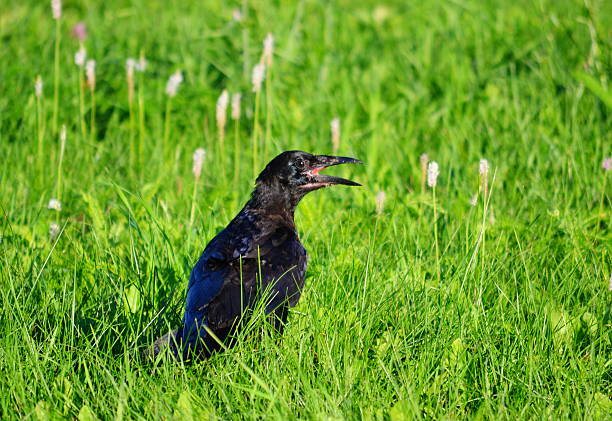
left=0, top=0, right=610, bottom=419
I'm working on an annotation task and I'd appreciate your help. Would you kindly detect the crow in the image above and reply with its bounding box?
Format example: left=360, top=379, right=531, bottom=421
left=151, top=151, right=362, bottom=360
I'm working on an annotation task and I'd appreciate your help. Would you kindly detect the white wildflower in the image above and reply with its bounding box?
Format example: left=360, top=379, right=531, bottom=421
left=331, top=118, right=340, bottom=153
left=192, top=148, right=206, bottom=179
left=166, top=71, right=183, bottom=97
left=479, top=159, right=489, bottom=177
left=470, top=194, right=478, bottom=207
left=479, top=158, right=490, bottom=198
left=49, top=223, right=61, bottom=241
left=427, top=161, right=439, bottom=188
left=263, top=33, right=274, bottom=66
left=136, top=56, right=148, bottom=72
left=376, top=191, right=386, bottom=214
left=420, top=154, right=429, bottom=166
left=420, top=154, right=429, bottom=191
left=48, top=198, right=62, bottom=211
left=216, top=90, right=229, bottom=130
left=251, top=63, right=265, bottom=93
left=126, top=58, right=137, bottom=75
left=126, top=58, right=136, bottom=102
left=86, top=59, right=96, bottom=89
left=603, top=157, right=612, bottom=171
left=74, top=46, right=86, bottom=68
left=373, top=5, right=391, bottom=24
left=231, top=93, right=241, bottom=120
left=232, top=9, right=243, bottom=22
left=35, top=76, right=43, bottom=98
left=51, top=0, right=61, bottom=19
left=60, top=124, right=66, bottom=143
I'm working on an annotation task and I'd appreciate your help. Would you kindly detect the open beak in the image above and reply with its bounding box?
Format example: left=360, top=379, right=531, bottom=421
left=303, top=155, right=363, bottom=188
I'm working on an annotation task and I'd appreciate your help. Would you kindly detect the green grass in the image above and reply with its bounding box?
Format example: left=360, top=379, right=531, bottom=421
left=1, top=0, right=611, bottom=419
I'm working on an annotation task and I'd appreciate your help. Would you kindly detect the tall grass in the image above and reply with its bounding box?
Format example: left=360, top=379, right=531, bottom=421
left=0, top=0, right=610, bottom=419
left=251, top=62, right=264, bottom=177
left=75, top=45, right=87, bottom=140
left=50, top=0, right=62, bottom=134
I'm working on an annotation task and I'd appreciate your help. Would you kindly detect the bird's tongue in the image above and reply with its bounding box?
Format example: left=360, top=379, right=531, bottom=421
left=309, top=166, right=328, bottom=175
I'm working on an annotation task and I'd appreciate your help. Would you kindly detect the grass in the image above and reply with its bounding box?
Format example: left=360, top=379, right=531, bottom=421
left=1, top=0, right=611, bottom=419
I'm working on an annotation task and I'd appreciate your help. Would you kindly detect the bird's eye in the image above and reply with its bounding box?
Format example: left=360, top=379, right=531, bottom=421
left=295, top=158, right=305, bottom=169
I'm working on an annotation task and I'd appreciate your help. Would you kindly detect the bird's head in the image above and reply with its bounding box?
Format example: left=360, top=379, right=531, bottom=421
left=253, top=151, right=362, bottom=210
left=257, top=151, right=362, bottom=191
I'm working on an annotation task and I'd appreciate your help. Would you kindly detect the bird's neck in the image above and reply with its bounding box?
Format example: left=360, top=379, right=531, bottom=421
left=245, top=180, right=303, bottom=226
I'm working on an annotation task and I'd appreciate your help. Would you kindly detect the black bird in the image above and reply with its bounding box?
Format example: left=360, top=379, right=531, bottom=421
left=152, top=151, right=362, bottom=359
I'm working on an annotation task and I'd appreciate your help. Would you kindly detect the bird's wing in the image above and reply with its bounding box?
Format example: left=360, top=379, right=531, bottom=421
left=262, top=237, right=307, bottom=310
left=206, top=228, right=307, bottom=330
left=182, top=223, right=291, bottom=335
left=181, top=228, right=241, bottom=343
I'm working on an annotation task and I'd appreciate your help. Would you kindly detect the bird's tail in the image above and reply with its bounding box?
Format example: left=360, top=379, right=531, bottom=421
left=144, top=329, right=181, bottom=361
left=146, top=317, right=222, bottom=362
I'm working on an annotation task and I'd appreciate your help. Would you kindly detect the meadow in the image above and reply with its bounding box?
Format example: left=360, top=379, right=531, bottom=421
left=1, top=0, right=611, bottom=419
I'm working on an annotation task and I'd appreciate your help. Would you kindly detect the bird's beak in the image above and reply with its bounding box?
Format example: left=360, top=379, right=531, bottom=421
left=303, top=155, right=363, bottom=188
